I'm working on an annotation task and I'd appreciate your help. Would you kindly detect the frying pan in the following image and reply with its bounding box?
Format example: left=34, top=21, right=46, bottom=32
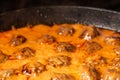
left=0, top=6, right=120, bottom=32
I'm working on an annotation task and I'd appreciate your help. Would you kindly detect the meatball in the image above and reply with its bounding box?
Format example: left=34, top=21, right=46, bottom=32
left=37, top=34, right=56, bottom=44
left=48, top=55, right=71, bottom=67
left=22, top=62, right=46, bottom=76
left=55, top=42, right=76, bottom=53
left=0, top=69, right=17, bottom=80
left=9, top=35, right=27, bottom=46
left=81, top=41, right=102, bottom=53
left=79, top=26, right=100, bottom=40
left=51, top=73, right=75, bottom=80
left=105, top=36, right=120, bottom=46
left=78, top=64, right=98, bottom=80
left=56, top=26, right=75, bottom=36
left=102, top=69, right=120, bottom=80
left=8, top=47, right=36, bottom=60
left=0, top=50, right=8, bottom=63
left=113, top=47, right=120, bottom=55
left=85, top=55, right=107, bottom=66
left=112, top=57, right=120, bottom=68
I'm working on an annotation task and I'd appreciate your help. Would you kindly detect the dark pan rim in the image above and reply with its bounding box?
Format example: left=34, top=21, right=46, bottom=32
left=0, top=6, right=120, bottom=16
left=0, top=6, right=120, bottom=32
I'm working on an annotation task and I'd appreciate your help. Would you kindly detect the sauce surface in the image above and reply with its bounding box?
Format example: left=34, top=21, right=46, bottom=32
left=0, top=24, right=120, bottom=80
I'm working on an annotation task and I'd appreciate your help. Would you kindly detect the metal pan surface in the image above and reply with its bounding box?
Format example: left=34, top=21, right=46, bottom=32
left=0, top=6, right=120, bottom=32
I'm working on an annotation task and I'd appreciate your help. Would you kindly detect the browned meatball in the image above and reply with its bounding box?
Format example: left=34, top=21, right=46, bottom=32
left=37, top=34, right=56, bottom=44
left=112, top=57, right=120, bottom=68
left=22, top=62, right=46, bottom=76
left=113, top=47, right=120, bottom=55
left=56, top=26, right=75, bottom=36
left=48, top=55, right=71, bottom=67
left=79, top=26, right=100, bottom=40
left=78, top=64, right=99, bottom=80
left=105, top=36, right=120, bottom=46
left=0, top=50, right=8, bottom=63
left=9, top=35, right=27, bottom=46
left=102, top=69, right=120, bottom=80
left=85, top=55, right=107, bottom=66
left=51, top=73, right=75, bottom=80
left=8, top=47, right=36, bottom=60
left=0, top=69, right=17, bottom=80
left=81, top=41, right=102, bottom=53
left=55, top=42, right=76, bottom=53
